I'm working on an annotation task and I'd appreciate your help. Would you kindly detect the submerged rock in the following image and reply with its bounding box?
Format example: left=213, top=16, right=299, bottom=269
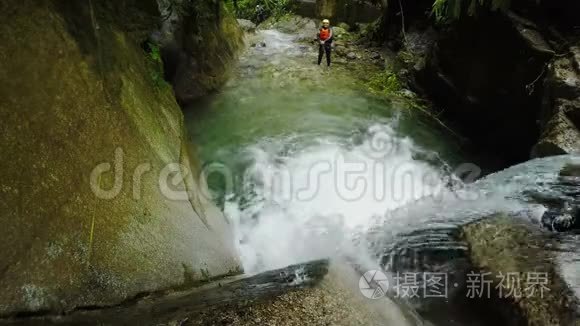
left=251, top=41, right=267, bottom=48
left=537, top=163, right=580, bottom=232
left=560, top=163, right=580, bottom=178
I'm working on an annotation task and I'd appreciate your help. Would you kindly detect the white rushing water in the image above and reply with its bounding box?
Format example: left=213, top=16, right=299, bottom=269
left=225, top=121, right=477, bottom=273
left=222, top=124, right=577, bottom=276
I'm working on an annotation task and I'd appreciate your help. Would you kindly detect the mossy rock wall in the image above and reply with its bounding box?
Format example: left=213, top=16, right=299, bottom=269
left=0, top=0, right=241, bottom=316
left=160, top=0, right=244, bottom=104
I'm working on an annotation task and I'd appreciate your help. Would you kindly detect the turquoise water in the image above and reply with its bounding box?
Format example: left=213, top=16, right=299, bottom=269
left=183, top=29, right=473, bottom=273
left=184, top=28, right=580, bottom=326
left=185, top=31, right=464, bottom=168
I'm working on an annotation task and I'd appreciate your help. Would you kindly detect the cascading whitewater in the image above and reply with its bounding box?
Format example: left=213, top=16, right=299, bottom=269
left=224, top=122, right=459, bottom=274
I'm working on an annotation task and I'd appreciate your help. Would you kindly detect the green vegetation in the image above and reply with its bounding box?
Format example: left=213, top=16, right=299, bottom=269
left=432, top=0, right=512, bottom=21
left=367, top=71, right=402, bottom=96
left=144, top=41, right=166, bottom=87
left=376, top=0, right=535, bottom=22
left=226, top=0, right=294, bottom=21
left=366, top=70, right=426, bottom=110
left=365, top=68, right=458, bottom=136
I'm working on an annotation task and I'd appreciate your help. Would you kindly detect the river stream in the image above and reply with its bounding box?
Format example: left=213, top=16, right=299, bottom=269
left=185, top=28, right=580, bottom=325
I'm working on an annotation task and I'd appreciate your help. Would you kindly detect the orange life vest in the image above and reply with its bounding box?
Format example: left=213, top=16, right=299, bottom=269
left=319, top=28, right=331, bottom=41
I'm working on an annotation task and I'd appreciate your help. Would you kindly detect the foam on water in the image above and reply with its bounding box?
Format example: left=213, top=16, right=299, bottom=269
left=225, top=122, right=461, bottom=273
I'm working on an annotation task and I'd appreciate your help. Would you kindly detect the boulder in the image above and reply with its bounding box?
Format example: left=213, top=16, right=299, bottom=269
left=533, top=47, right=580, bottom=157
left=560, top=162, right=580, bottom=178
left=332, top=26, right=348, bottom=38
left=525, top=163, right=580, bottom=232
left=461, top=216, right=580, bottom=326
left=335, top=45, right=347, bottom=57
left=237, top=19, right=257, bottom=33
left=0, top=0, right=241, bottom=316
left=532, top=109, right=580, bottom=157
left=346, top=52, right=357, bottom=60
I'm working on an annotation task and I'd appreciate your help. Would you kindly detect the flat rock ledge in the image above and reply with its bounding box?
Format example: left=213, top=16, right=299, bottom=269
left=0, top=260, right=416, bottom=326
left=0, top=260, right=328, bottom=326
left=183, top=264, right=413, bottom=326
left=461, top=215, right=580, bottom=326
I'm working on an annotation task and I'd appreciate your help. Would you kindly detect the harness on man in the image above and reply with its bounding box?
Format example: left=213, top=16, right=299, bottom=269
left=319, top=28, right=331, bottom=41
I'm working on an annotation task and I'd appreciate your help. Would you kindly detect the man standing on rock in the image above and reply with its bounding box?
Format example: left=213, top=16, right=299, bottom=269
left=317, top=19, right=333, bottom=67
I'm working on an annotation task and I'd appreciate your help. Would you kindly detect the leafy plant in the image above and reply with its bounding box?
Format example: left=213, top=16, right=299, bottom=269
left=145, top=42, right=166, bottom=87
left=367, top=71, right=402, bottom=96
left=263, top=0, right=293, bottom=19
left=147, top=42, right=161, bottom=63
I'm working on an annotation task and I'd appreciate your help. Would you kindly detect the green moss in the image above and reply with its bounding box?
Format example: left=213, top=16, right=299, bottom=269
left=144, top=42, right=168, bottom=88
left=364, top=68, right=433, bottom=117
left=0, top=0, right=241, bottom=314
left=176, top=2, right=243, bottom=100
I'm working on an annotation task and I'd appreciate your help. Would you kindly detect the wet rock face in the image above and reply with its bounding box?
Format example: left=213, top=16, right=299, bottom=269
left=416, top=12, right=552, bottom=164
left=0, top=0, right=240, bottom=316
left=157, top=0, right=243, bottom=105
left=460, top=216, right=580, bottom=326
left=533, top=46, right=580, bottom=157
left=404, top=4, right=580, bottom=164
left=5, top=261, right=329, bottom=325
